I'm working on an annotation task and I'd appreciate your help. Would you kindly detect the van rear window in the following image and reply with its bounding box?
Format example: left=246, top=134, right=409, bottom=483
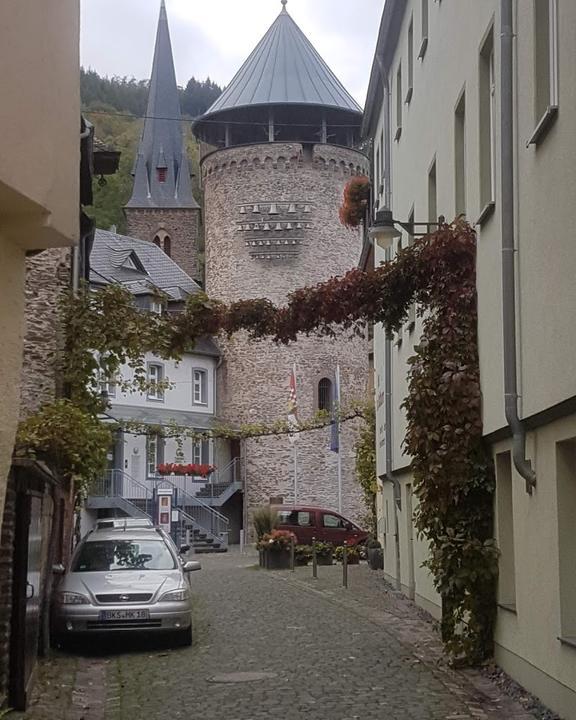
left=278, top=511, right=313, bottom=527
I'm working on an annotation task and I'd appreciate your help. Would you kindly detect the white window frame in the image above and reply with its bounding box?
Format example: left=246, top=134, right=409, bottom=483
left=150, top=299, right=163, bottom=315
left=489, top=47, right=497, bottom=202
left=192, top=439, right=210, bottom=466
left=418, top=0, right=429, bottom=59
left=147, top=363, right=164, bottom=401
left=395, top=63, right=402, bottom=141
left=406, top=16, right=414, bottom=103
left=147, top=434, right=159, bottom=477
left=99, top=375, right=116, bottom=399
left=192, top=368, right=208, bottom=406
left=528, top=0, right=559, bottom=145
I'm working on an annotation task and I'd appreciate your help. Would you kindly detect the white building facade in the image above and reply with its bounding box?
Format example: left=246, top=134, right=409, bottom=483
left=363, top=1, right=576, bottom=717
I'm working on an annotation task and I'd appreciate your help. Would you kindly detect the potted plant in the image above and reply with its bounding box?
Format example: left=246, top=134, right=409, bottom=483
left=314, top=541, right=334, bottom=566
left=365, top=536, right=384, bottom=570
left=295, top=545, right=312, bottom=566
left=338, top=175, right=371, bottom=229
left=334, top=545, right=360, bottom=565
left=257, top=529, right=294, bottom=570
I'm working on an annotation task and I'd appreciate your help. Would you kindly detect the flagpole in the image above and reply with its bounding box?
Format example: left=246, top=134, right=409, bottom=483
left=336, top=364, right=342, bottom=514
left=293, top=441, right=298, bottom=505
left=289, top=362, right=298, bottom=506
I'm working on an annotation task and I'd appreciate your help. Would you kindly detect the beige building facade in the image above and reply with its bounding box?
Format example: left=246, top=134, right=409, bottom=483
left=0, top=0, right=80, bottom=526
left=364, top=1, right=576, bottom=717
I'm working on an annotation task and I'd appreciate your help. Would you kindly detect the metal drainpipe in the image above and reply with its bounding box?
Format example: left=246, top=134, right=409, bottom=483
left=500, top=0, right=536, bottom=494
left=378, top=70, right=402, bottom=589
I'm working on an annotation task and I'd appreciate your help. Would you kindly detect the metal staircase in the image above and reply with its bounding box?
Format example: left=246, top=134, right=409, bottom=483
left=87, top=470, right=230, bottom=551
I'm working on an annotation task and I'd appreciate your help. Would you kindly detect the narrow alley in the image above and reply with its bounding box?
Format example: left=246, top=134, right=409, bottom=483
left=17, top=552, right=538, bottom=720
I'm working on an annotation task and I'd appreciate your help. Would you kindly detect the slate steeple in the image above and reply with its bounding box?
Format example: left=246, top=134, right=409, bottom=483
left=126, top=0, right=198, bottom=209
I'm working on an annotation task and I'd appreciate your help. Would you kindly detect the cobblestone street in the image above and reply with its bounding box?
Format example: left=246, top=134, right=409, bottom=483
left=15, top=551, right=538, bottom=720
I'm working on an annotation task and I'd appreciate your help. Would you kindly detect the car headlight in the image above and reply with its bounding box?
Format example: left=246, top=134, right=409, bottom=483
left=160, top=588, right=190, bottom=602
left=59, top=592, right=90, bottom=605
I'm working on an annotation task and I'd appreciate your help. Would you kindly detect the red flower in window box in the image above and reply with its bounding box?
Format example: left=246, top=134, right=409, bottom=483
left=157, top=463, right=216, bottom=477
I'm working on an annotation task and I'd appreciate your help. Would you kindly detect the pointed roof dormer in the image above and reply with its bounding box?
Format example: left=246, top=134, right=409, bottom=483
left=126, top=1, right=199, bottom=209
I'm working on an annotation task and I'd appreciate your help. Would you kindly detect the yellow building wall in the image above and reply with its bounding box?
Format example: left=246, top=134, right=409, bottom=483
left=0, top=0, right=79, bottom=525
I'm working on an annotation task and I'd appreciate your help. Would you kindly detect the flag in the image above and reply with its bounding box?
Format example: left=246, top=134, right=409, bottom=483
left=330, top=364, right=341, bottom=452
left=288, top=364, right=298, bottom=444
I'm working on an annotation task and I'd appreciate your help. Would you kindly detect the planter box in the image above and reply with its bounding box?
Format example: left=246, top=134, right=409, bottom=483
left=262, top=549, right=291, bottom=570
left=344, top=555, right=360, bottom=565
left=317, top=553, right=333, bottom=566
left=367, top=547, right=384, bottom=570
left=295, top=556, right=310, bottom=566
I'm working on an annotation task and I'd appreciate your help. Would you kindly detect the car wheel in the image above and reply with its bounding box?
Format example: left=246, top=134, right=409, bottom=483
left=174, top=625, right=192, bottom=647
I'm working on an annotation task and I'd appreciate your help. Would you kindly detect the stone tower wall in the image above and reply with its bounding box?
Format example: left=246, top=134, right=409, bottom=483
left=20, top=247, right=71, bottom=418
left=125, top=207, right=201, bottom=282
left=202, top=143, right=371, bottom=526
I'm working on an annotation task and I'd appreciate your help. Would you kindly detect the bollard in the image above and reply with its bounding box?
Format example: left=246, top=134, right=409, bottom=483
left=312, top=537, right=318, bottom=579
left=290, top=534, right=295, bottom=571
left=343, top=541, right=348, bottom=589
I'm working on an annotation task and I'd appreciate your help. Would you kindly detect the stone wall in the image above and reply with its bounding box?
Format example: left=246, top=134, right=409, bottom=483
left=20, top=248, right=71, bottom=419
left=125, top=207, right=202, bottom=283
left=203, top=142, right=370, bottom=526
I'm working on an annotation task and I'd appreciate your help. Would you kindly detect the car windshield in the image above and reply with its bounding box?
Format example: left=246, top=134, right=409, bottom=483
left=72, top=540, right=176, bottom=572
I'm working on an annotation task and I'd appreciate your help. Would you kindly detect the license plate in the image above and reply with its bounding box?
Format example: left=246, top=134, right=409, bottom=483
left=99, top=610, right=150, bottom=621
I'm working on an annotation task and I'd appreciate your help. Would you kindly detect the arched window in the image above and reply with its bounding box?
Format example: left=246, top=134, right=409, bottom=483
left=318, top=377, right=333, bottom=412
left=153, top=231, right=171, bottom=257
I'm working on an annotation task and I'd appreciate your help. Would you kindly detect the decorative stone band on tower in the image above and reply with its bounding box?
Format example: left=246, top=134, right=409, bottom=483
left=202, top=142, right=370, bottom=523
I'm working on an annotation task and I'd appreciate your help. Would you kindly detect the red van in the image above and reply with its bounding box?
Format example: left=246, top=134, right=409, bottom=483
left=274, top=506, right=368, bottom=547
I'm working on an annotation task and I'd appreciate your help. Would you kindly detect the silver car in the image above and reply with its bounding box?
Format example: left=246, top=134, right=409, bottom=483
left=53, top=527, right=200, bottom=646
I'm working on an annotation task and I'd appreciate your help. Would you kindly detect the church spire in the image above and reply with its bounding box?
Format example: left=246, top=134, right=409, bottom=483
left=126, top=1, right=198, bottom=209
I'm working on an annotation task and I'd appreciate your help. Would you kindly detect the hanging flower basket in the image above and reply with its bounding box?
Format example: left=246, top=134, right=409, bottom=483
left=339, top=175, right=371, bottom=229
left=156, top=463, right=216, bottom=477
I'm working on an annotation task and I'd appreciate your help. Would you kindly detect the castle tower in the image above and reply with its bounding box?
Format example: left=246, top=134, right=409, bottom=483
left=193, top=1, right=370, bottom=523
left=125, top=0, right=201, bottom=281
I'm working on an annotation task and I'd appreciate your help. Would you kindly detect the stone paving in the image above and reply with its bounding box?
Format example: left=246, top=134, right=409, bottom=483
left=14, top=550, right=541, bottom=720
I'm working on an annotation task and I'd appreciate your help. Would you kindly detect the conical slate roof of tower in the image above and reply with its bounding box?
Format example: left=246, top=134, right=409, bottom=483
left=126, top=1, right=198, bottom=209
left=198, top=1, right=362, bottom=119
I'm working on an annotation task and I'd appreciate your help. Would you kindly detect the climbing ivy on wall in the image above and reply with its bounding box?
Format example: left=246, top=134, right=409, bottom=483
left=17, top=219, right=496, bottom=662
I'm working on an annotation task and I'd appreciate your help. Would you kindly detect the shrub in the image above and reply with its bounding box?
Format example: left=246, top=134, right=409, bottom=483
left=334, top=545, right=360, bottom=562
left=252, top=505, right=279, bottom=541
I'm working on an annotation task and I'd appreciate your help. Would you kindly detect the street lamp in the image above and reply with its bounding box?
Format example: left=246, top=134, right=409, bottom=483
left=369, top=208, right=446, bottom=250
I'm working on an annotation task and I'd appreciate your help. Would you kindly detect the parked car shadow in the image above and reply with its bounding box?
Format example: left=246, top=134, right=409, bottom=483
left=53, top=631, right=193, bottom=657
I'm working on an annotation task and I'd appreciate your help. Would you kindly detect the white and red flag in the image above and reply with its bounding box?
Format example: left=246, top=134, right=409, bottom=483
left=287, top=364, right=299, bottom=443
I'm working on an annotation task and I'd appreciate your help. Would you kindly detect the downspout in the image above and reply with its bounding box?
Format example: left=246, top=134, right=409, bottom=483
left=376, top=62, right=402, bottom=589
left=500, top=0, right=536, bottom=494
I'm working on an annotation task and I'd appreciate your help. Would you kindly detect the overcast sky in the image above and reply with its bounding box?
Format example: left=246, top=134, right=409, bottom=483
left=80, top=0, right=384, bottom=107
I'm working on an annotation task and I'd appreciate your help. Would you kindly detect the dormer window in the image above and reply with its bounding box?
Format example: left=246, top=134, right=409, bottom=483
left=157, top=167, right=167, bottom=183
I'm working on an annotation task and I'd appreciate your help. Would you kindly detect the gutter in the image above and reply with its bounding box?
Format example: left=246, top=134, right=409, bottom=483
left=500, top=0, right=536, bottom=494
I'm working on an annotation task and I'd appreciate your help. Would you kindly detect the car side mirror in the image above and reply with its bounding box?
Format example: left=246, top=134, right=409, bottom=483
left=183, top=561, right=201, bottom=573
left=179, top=544, right=191, bottom=554
left=52, top=563, right=66, bottom=575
